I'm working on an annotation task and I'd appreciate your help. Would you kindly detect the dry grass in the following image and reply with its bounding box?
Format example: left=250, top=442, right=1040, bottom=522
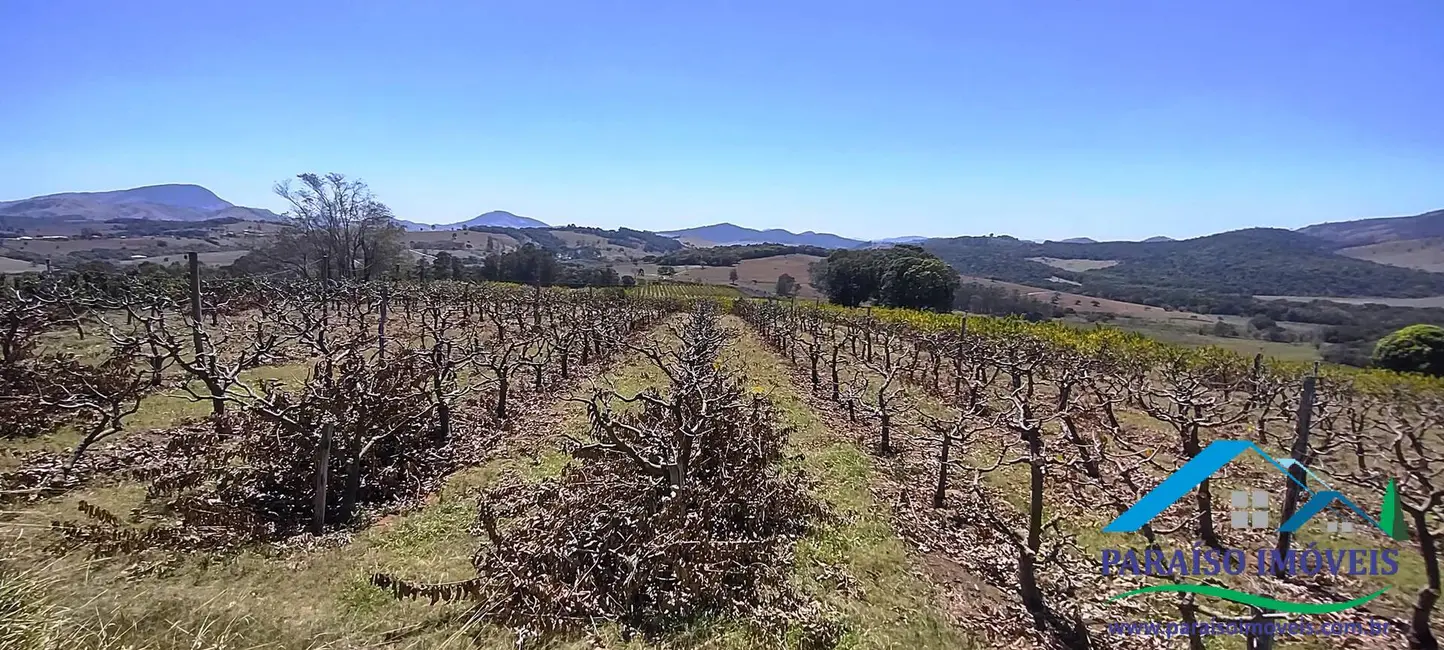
left=0, top=236, right=221, bottom=257
left=0, top=256, right=46, bottom=274
left=403, top=229, right=521, bottom=254
left=1025, top=257, right=1119, bottom=272
left=725, top=316, right=978, bottom=649
left=960, top=275, right=1224, bottom=322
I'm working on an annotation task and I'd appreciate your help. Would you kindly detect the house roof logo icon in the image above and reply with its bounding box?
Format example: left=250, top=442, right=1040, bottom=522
left=1102, top=440, right=1407, bottom=541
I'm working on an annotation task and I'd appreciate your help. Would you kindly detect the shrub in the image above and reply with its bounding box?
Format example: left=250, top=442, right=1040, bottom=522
left=1373, top=324, right=1444, bottom=376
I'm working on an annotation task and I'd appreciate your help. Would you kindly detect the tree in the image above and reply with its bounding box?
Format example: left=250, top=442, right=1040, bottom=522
left=480, top=244, right=560, bottom=286
left=1247, top=314, right=1277, bottom=331
left=775, top=274, right=797, bottom=297
left=1374, top=324, right=1444, bottom=376
left=807, top=258, right=829, bottom=293
left=432, top=252, right=455, bottom=281
left=879, top=256, right=959, bottom=312
left=271, top=173, right=405, bottom=280
left=657, top=266, right=676, bottom=277
left=1211, top=320, right=1240, bottom=337
left=815, top=245, right=957, bottom=309
left=729, top=268, right=739, bottom=283
left=621, top=275, right=636, bottom=287
left=818, top=252, right=880, bottom=307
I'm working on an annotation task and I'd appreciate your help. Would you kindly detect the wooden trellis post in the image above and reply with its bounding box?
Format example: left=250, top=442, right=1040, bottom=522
left=312, top=422, right=333, bottom=535
left=1275, top=362, right=1318, bottom=573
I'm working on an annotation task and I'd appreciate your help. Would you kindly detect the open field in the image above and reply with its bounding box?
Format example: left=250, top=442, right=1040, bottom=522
left=117, top=250, right=250, bottom=267
left=402, top=229, right=521, bottom=253
left=0, top=255, right=47, bottom=273
left=961, top=274, right=1232, bottom=323
left=668, top=253, right=824, bottom=297
left=549, top=231, right=640, bottom=260
left=1025, top=256, right=1119, bottom=271
left=0, top=236, right=223, bottom=257
left=1258, top=294, right=1444, bottom=308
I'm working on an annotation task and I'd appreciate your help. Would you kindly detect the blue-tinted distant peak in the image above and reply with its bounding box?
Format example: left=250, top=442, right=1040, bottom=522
left=65, top=184, right=233, bottom=211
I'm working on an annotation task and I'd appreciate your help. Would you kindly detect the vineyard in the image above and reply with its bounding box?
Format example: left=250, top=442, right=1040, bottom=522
left=2, top=270, right=1444, bottom=649
left=735, top=299, right=1444, bottom=650
left=625, top=282, right=745, bottom=300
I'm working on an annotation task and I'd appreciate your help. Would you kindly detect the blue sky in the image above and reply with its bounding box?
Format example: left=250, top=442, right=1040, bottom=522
left=2, top=1, right=1441, bottom=241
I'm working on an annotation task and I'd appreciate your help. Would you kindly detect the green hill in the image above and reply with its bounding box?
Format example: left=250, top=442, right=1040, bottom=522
left=923, top=228, right=1444, bottom=302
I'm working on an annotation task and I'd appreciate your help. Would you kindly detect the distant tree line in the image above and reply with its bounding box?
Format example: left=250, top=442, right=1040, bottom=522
left=953, top=282, right=1063, bottom=321
left=418, top=245, right=624, bottom=288
left=649, top=244, right=831, bottom=267
left=449, top=224, right=684, bottom=255
left=106, top=217, right=247, bottom=238
left=552, top=226, right=684, bottom=253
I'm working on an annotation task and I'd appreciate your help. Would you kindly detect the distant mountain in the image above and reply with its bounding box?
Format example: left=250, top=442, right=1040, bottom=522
left=657, top=223, right=865, bottom=249
left=1142, top=236, right=1175, bottom=243
left=46, top=184, right=232, bottom=211
left=1298, top=209, right=1444, bottom=247
left=1056, top=237, right=1097, bottom=244
left=872, top=236, right=929, bottom=244
left=0, top=184, right=283, bottom=223
left=397, top=210, right=549, bottom=232
left=455, top=210, right=548, bottom=229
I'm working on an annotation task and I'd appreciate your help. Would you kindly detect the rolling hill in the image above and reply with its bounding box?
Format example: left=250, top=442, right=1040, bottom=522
left=1336, top=238, right=1444, bottom=273
left=657, top=223, right=865, bottom=248
left=922, top=228, right=1444, bottom=302
left=1289, top=209, right=1444, bottom=271
left=0, top=184, right=283, bottom=223
left=1297, top=208, right=1444, bottom=247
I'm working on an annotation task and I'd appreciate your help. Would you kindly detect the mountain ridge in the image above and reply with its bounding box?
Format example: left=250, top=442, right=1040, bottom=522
left=657, top=222, right=866, bottom=249
left=0, top=184, right=283, bottom=223
left=1296, top=209, right=1444, bottom=248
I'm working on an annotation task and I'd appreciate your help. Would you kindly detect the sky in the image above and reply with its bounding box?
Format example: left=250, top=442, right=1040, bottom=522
left=1, top=1, right=1442, bottom=242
